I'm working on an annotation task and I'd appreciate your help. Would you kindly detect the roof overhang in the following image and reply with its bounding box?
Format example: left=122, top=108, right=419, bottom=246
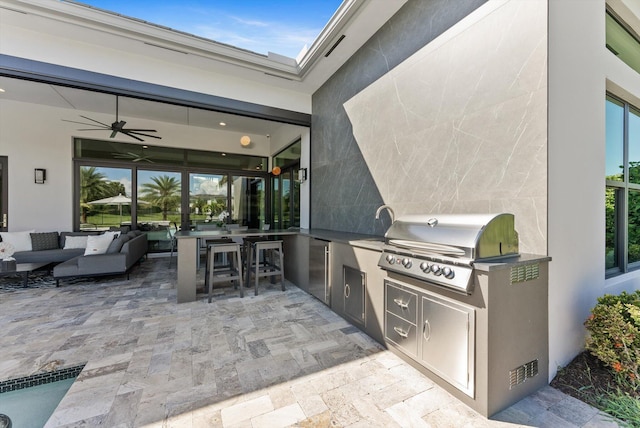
left=0, top=0, right=408, bottom=94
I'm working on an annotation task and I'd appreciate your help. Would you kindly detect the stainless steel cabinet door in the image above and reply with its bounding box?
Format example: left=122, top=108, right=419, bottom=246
left=309, top=238, right=330, bottom=304
left=419, top=294, right=475, bottom=397
left=344, top=266, right=365, bottom=326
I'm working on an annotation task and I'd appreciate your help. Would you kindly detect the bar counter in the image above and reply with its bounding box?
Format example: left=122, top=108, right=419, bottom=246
left=173, top=228, right=298, bottom=303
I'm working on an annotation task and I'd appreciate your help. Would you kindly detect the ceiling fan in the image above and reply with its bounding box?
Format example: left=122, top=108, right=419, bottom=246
left=112, top=150, right=155, bottom=163
left=62, top=96, right=161, bottom=142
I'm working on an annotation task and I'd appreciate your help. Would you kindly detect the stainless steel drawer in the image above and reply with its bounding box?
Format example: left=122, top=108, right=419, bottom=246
left=386, top=282, right=417, bottom=323
left=385, top=311, right=418, bottom=357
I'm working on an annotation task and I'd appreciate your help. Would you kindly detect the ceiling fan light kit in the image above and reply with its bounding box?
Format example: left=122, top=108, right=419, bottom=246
left=62, top=96, right=161, bottom=141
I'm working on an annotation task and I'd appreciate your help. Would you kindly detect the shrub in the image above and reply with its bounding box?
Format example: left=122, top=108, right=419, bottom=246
left=584, top=290, right=640, bottom=388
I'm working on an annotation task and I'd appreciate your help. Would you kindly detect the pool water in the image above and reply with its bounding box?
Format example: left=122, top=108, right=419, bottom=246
left=0, top=377, right=75, bottom=427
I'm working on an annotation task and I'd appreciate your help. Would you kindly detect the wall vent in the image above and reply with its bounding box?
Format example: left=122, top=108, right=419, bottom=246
left=510, top=263, right=539, bottom=284
left=509, top=359, right=538, bottom=389
left=324, top=35, right=346, bottom=57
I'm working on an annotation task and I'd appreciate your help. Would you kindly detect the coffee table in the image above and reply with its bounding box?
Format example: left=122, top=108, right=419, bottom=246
left=0, top=263, right=49, bottom=287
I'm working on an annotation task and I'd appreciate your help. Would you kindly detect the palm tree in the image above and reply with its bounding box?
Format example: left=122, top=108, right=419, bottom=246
left=140, top=175, right=181, bottom=221
left=80, top=167, right=108, bottom=223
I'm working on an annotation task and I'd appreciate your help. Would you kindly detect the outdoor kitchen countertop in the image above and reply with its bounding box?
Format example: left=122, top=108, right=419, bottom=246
left=473, top=253, right=552, bottom=271
left=296, top=228, right=386, bottom=252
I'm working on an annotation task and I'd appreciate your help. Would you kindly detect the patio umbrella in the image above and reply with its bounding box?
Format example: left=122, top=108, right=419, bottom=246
left=87, top=193, right=141, bottom=223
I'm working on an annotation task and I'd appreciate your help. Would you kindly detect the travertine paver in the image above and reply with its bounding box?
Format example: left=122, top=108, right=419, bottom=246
left=0, top=258, right=621, bottom=427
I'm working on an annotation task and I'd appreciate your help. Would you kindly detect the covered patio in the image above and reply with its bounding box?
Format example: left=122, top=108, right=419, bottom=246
left=0, top=259, right=614, bottom=427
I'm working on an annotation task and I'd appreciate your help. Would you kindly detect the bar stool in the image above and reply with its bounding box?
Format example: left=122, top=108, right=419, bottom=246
left=206, top=241, right=244, bottom=302
left=244, top=237, right=285, bottom=295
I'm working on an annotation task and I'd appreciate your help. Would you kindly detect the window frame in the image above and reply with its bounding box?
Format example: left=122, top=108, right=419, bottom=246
left=606, top=93, right=640, bottom=278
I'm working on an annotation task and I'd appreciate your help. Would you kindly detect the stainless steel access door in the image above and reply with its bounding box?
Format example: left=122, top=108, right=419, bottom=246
left=419, top=293, right=475, bottom=397
left=308, top=238, right=330, bottom=305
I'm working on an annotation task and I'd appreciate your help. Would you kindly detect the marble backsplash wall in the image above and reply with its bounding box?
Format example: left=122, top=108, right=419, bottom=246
left=312, top=0, right=547, bottom=254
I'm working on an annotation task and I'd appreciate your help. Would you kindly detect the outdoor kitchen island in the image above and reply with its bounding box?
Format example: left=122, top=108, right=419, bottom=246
left=286, top=219, right=551, bottom=418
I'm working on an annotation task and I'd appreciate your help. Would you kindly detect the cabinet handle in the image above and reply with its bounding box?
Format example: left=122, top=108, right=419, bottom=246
left=393, top=298, right=409, bottom=310
left=423, top=320, right=431, bottom=341
left=393, top=326, right=409, bottom=338
left=344, top=283, right=350, bottom=298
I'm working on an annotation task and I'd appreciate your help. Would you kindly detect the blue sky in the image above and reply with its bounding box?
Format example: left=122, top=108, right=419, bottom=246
left=77, top=0, right=343, bottom=58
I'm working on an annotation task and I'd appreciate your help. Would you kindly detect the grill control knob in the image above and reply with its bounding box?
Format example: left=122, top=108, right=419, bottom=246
left=419, top=261, right=430, bottom=272
left=385, top=254, right=396, bottom=264
left=402, top=258, right=412, bottom=268
left=430, top=264, right=442, bottom=276
left=442, top=267, right=454, bottom=279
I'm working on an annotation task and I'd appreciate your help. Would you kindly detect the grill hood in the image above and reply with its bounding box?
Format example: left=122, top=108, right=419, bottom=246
left=384, top=213, right=519, bottom=261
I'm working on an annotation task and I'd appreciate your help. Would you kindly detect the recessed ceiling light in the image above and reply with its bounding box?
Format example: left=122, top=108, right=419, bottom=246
left=221, top=153, right=226, bottom=156
left=0, top=88, right=5, bottom=93
left=219, top=122, right=226, bottom=126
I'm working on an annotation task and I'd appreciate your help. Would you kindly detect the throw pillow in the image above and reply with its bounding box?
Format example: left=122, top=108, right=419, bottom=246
left=0, top=230, right=35, bottom=252
left=103, top=231, right=121, bottom=240
left=30, top=232, right=59, bottom=251
left=106, top=235, right=129, bottom=254
left=63, top=236, right=89, bottom=249
left=84, top=234, right=114, bottom=256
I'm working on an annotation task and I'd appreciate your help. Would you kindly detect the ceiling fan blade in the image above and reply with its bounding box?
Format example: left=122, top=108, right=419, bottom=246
left=110, top=129, right=119, bottom=138
left=127, top=131, right=162, bottom=139
left=79, top=115, right=111, bottom=127
left=62, top=119, right=109, bottom=128
left=122, top=128, right=157, bottom=132
left=76, top=128, right=111, bottom=131
left=119, top=131, right=144, bottom=142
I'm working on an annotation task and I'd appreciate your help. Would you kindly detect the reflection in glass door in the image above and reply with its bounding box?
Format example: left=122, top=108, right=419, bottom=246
left=137, top=170, right=181, bottom=252
left=79, top=166, right=132, bottom=230
left=1, top=156, right=7, bottom=232
left=231, top=175, right=265, bottom=228
left=189, top=173, right=227, bottom=229
left=272, top=168, right=300, bottom=229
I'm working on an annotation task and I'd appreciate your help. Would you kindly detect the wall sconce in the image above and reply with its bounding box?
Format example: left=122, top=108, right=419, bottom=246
left=240, top=135, right=251, bottom=147
left=297, top=168, right=308, bottom=182
left=34, top=168, right=46, bottom=184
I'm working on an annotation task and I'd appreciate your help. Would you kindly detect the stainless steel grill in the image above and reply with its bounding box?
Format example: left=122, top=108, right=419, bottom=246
left=378, top=213, right=519, bottom=293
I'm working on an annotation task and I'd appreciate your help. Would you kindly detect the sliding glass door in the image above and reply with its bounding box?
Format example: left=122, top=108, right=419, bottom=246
left=0, top=156, right=7, bottom=232
left=74, top=138, right=269, bottom=251
left=189, top=172, right=227, bottom=229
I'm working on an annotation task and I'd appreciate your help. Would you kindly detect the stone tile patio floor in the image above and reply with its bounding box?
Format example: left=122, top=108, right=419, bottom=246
left=0, top=258, right=621, bottom=427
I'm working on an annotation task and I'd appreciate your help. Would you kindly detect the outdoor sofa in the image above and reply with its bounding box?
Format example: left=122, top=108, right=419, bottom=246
left=1, top=229, right=147, bottom=285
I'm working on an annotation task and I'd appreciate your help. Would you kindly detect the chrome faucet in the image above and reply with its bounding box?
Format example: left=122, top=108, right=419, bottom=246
left=375, top=204, right=395, bottom=223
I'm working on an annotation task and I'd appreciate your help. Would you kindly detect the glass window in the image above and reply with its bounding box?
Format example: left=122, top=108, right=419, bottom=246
left=606, top=97, right=624, bottom=181
left=75, top=138, right=267, bottom=171
left=606, top=11, right=640, bottom=75
left=606, top=95, right=640, bottom=276
left=79, top=166, right=132, bottom=230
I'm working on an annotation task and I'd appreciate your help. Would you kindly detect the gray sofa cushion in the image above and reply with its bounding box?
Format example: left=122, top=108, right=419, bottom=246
left=14, top=248, right=85, bottom=264
left=30, top=232, right=59, bottom=251
left=54, top=233, right=147, bottom=280
left=106, top=235, right=129, bottom=254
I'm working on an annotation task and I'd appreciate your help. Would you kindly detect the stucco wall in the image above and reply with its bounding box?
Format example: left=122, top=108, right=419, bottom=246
left=548, top=0, right=640, bottom=373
